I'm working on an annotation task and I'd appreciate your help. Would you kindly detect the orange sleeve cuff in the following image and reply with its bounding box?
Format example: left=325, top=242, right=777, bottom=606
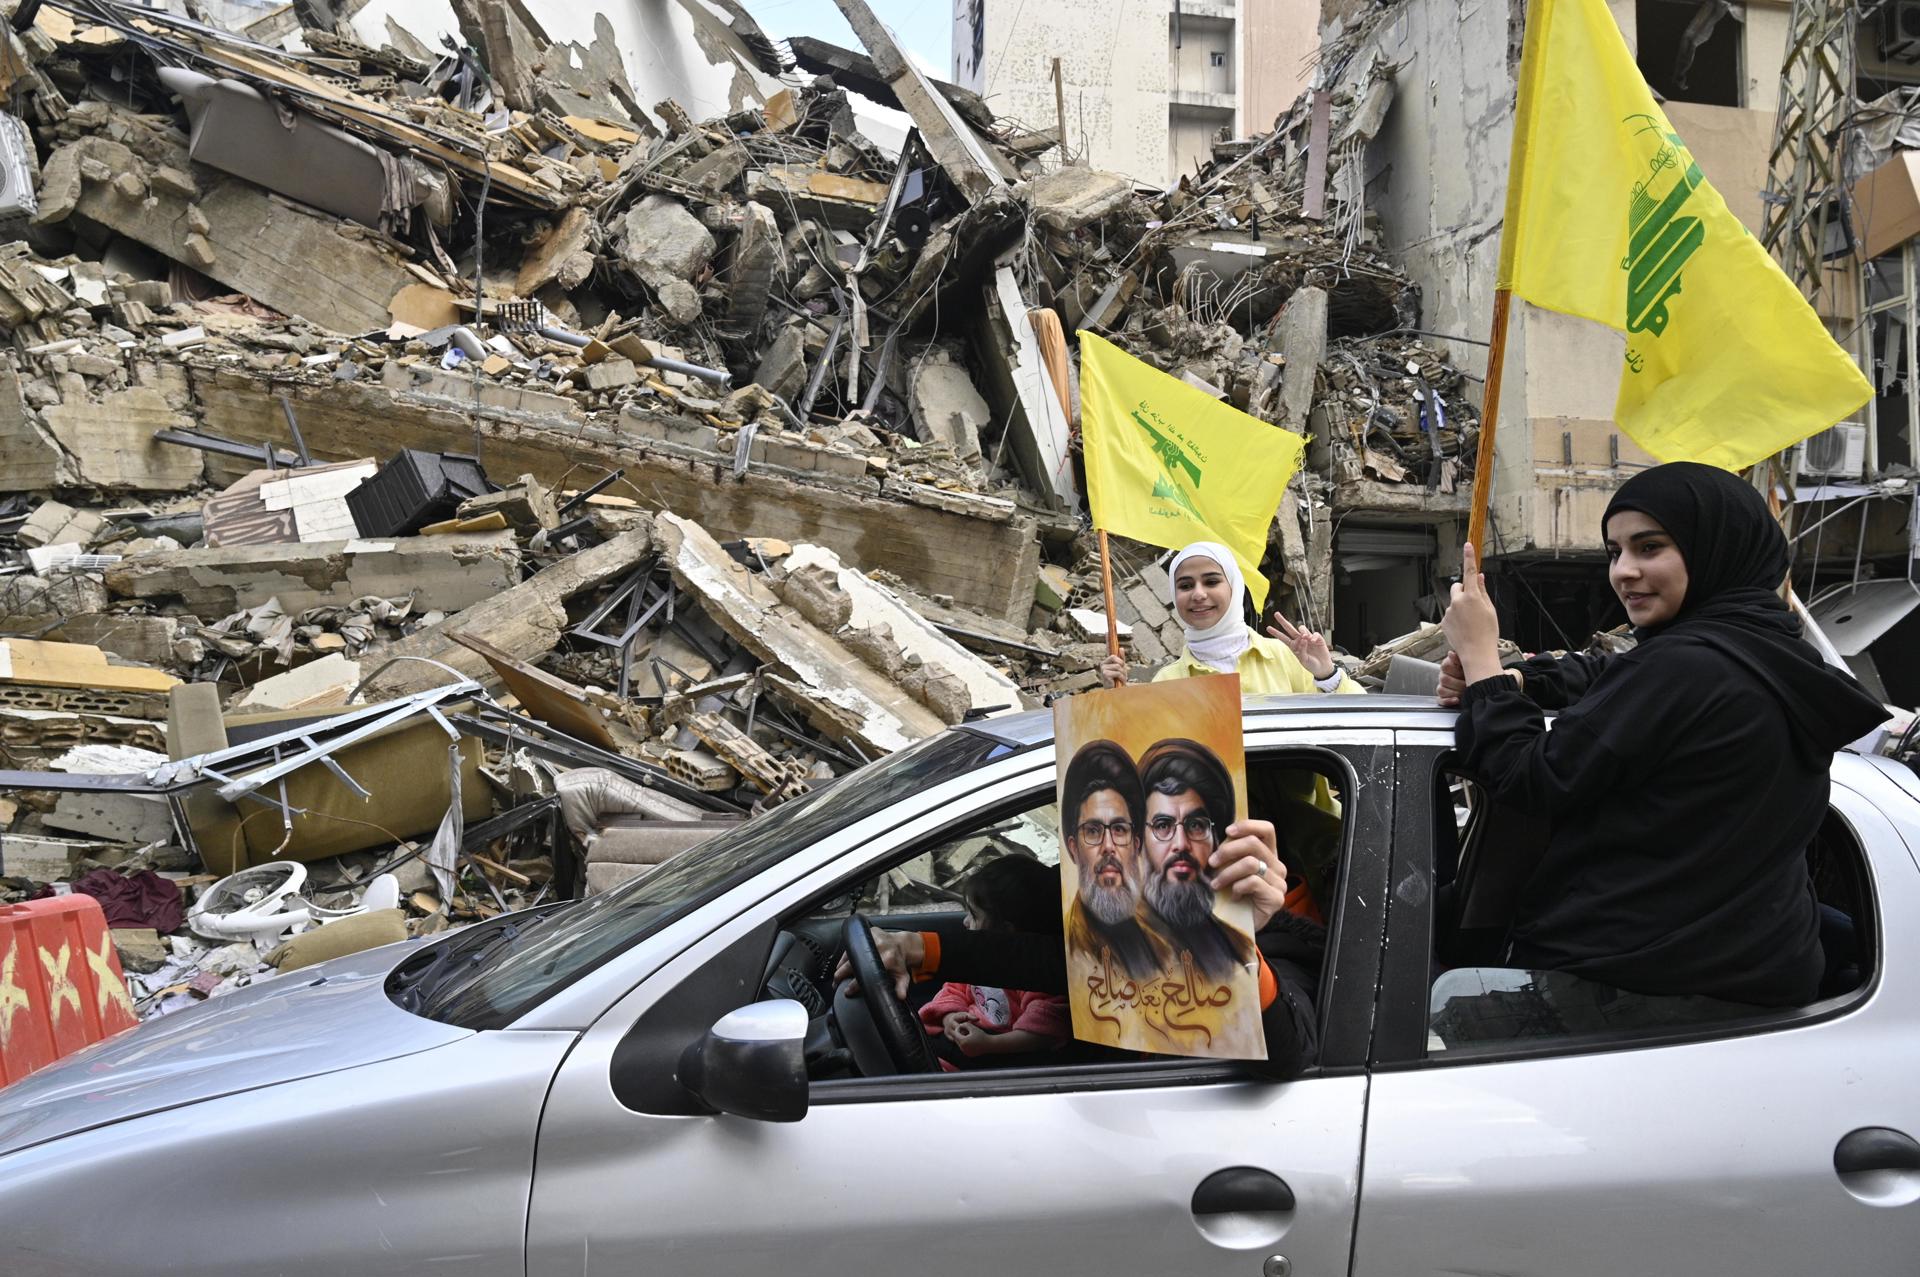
left=911, top=931, right=941, bottom=982
left=1257, top=954, right=1277, bottom=1010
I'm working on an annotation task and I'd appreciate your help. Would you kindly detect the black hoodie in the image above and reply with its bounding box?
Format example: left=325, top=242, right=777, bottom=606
left=1456, top=463, right=1887, bottom=1006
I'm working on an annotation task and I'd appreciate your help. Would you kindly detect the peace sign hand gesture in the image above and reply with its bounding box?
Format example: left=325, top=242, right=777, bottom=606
left=1266, top=612, right=1337, bottom=680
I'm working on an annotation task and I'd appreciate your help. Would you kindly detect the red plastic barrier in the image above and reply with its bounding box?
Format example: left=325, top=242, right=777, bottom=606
left=0, top=895, right=141, bottom=1089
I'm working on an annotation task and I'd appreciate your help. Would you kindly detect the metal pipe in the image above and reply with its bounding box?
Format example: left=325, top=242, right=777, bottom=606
left=557, top=469, right=624, bottom=515
left=538, top=325, right=729, bottom=386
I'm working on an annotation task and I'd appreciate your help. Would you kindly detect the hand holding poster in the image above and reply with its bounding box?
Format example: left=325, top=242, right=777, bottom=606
left=1054, top=675, right=1264, bottom=1060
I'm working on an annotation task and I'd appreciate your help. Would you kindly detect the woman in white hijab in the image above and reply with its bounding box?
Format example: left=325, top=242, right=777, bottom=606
left=1097, top=541, right=1361, bottom=696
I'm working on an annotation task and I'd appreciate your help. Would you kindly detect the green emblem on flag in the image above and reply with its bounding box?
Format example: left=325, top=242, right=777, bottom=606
left=1623, top=121, right=1705, bottom=338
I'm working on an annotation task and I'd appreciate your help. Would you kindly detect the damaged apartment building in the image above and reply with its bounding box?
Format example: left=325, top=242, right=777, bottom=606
left=1317, top=0, right=1920, bottom=703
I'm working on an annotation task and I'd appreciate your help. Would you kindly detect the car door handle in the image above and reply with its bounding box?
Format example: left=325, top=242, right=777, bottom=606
left=1835, top=1127, right=1920, bottom=1175
left=1192, top=1166, right=1296, bottom=1215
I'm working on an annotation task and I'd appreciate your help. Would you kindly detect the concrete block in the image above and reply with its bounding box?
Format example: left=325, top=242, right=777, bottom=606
left=1125, top=581, right=1172, bottom=629
left=103, top=536, right=521, bottom=615
left=1026, top=166, right=1135, bottom=232
left=584, top=357, right=638, bottom=391
left=0, top=833, right=90, bottom=882
left=111, top=928, right=169, bottom=974
left=46, top=791, right=173, bottom=845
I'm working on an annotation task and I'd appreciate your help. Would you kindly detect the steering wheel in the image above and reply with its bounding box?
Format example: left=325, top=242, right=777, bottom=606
left=835, top=913, right=936, bottom=1074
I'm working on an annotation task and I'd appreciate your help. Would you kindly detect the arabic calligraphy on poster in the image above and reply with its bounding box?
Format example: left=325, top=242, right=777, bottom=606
left=1053, top=675, right=1264, bottom=1060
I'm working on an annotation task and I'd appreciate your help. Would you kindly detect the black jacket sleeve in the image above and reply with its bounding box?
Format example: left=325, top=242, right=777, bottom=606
left=1454, top=673, right=1633, bottom=817
left=1512, top=651, right=1613, bottom=710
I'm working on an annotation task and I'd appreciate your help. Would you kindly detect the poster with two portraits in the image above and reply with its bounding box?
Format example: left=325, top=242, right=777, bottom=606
left=1054, top=674, right=1264, bottom=1061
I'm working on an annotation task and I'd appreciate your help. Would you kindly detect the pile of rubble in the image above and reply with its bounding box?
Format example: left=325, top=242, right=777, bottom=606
left=0, top=0, right=1509, bottom=1012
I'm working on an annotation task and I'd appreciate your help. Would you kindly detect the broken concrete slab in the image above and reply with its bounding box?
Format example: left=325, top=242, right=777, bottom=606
left=0, top=356, right=70, bottom=491
left=1275, top=285, right=1329, bottom=428
left=102, top=535, right=521, bottom=616
left=38, top=134, right=417, bottom=335
left=40, top=386, right=204, bottom=492
left=47, top=786, right=173, bottom=845
left=658, top=513, right=946, bottom=754
left=787, top=35, right=995, bottom=132
left=189, top=365, right=1042, bottom=622
left=357, top=524, right=654, bottom=699
left=42, top=614, right=181, bottom=668
left=726, top=201, right=782, bottom=331
left=782, top=543, right=1023, bottom=723
left=830, top=0, right=1008, bottom=201
left=111, top=928, right=169, bottom=974
left=977, top=266, right=1076, bottom=508
left=907, top=348, right=988, bottom=463
left=1026, top=167, right=1136, bottom=233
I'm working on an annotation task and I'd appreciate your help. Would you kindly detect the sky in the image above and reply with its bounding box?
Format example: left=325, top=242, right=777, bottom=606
left=746, top=0, right=953, bottom=80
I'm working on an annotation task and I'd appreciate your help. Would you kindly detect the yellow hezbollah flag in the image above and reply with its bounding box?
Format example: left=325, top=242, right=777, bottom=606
left=1079, top=331, right=1303, bottom=607
left=1499, top=0, right=1871, bottom=470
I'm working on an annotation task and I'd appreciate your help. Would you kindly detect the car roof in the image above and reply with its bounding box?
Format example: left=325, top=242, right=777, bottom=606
left=959, top=693, right=1458, bottom=749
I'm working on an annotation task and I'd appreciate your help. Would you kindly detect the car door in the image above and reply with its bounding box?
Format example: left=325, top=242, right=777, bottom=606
left=1352, top=738, right=1920, bottom=1276
left=525, top=729, right=1394, bottom=1277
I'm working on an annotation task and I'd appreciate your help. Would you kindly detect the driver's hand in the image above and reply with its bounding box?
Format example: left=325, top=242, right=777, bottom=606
left=832, top=927, right=924, bottom=1000
left=1209, top=818, right=1290, bottom=931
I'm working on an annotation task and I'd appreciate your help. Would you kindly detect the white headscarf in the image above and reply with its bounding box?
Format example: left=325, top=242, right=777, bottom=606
left=1168, top=541, right=1249, bottom=672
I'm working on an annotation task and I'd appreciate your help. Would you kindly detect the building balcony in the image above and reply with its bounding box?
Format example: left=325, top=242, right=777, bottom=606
left=1170, top=87, right=1238, bottom=110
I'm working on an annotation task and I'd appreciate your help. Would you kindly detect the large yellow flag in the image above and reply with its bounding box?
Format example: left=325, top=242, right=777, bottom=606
left=1500, top=0, right=1871, bottom=469
left=1079, top=332, right=1303, bottom=607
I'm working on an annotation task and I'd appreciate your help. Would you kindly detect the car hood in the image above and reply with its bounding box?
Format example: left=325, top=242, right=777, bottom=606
left=0, top=937, right=469, bottom=1158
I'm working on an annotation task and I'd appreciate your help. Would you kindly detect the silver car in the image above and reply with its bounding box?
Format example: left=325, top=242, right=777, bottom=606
left=4, top=697, right=1918, bottom=1276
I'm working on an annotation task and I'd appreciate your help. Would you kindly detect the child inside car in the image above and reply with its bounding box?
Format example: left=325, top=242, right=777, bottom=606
left=919, top=856, right=1069, bottom=1070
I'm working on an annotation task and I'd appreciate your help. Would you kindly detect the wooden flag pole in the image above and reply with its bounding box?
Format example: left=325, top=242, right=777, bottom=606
left=1466, top=288, right=1514, bottom=555
left=1097, top=529, right=1121, bottom=660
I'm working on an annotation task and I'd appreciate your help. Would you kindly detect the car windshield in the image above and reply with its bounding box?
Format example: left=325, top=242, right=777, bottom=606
left=404, top=728, right=1014, bottom=1028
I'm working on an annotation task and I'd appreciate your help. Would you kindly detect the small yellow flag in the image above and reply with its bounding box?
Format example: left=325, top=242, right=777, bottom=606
left=1079, top=332, right=1303, bottom=607
left=1500, top=0, right=1872, bottom=470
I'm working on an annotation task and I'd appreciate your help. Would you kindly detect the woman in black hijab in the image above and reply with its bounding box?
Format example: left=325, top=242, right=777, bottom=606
left=1436, top=461, right=1886, bottom=1016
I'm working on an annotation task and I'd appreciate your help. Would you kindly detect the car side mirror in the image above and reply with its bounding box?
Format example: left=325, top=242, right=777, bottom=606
left=676, top=999, right=809, bottom=1122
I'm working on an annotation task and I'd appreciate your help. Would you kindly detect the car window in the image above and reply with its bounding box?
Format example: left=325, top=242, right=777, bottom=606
left=804, top=804, right=1064, bottom=922
left=1423, top=768, right=1876, bottom=1059
left=795, top=754, right=1350, bottom=1087
left=402, top=728, right=1013, bottom=1029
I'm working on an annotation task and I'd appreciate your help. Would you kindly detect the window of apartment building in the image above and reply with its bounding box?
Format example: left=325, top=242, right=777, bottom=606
left=1635, top=0, right=1744, bottom=107
left=1864, top=250, right=1919, bottom=473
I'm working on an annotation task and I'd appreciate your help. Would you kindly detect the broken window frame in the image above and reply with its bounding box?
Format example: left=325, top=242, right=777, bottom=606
left=1863, top=246, right=1918, bottom=474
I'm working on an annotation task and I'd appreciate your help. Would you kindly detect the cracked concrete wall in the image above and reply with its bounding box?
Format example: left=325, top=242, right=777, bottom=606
left=965, top=0, right=1172, bottom=183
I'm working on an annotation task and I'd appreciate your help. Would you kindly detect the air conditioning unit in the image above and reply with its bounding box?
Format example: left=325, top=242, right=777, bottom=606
left=0, top=113, right=37, bottom=224
left=1797, top=422, right=1868, bottom=480
left=1882, top=0, right=1920, bottom=63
